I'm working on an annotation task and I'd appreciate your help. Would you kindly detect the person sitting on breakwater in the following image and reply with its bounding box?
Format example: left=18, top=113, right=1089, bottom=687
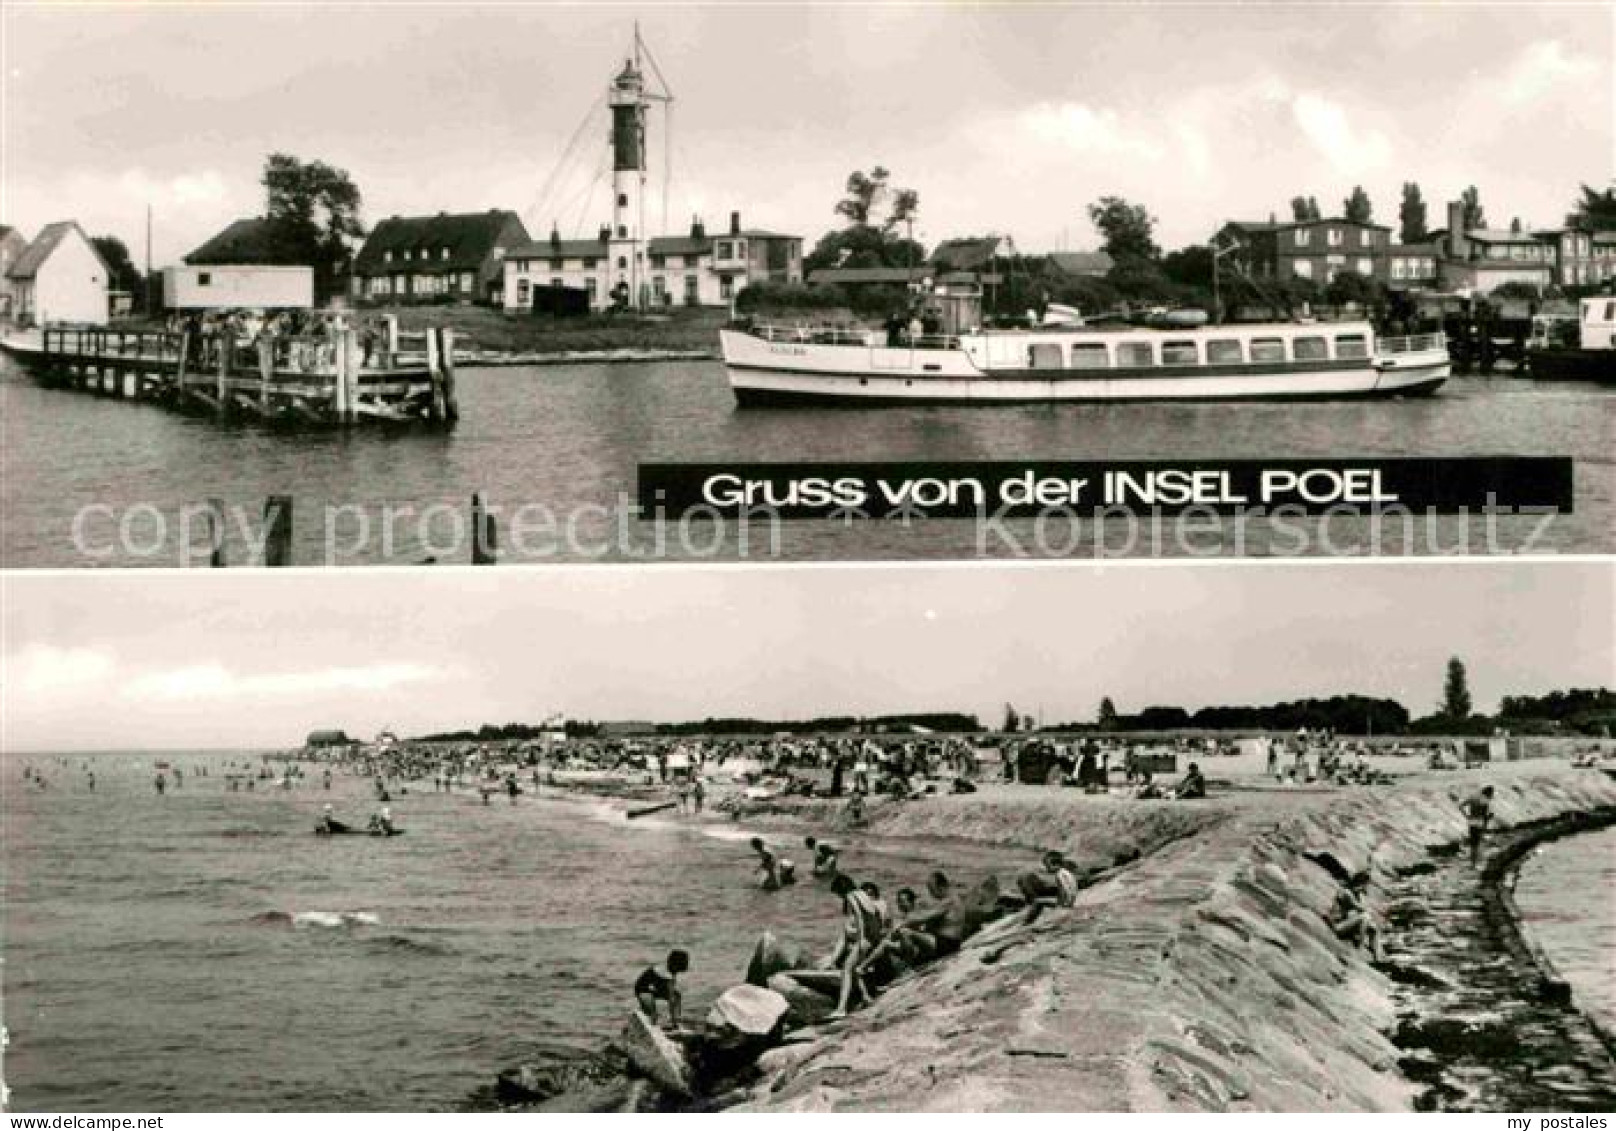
left=826, top=874, right=884, bottom=1020
left=634, top=949, right=689, bottom=1030
left=806, top=836, right=840, bottom=878
left=750, top=837, right=796, bottom=890
left=1462, top=785, right=1495, bottom=866
left=1170, top=762, right=1206, bottom=800
left=369, top=807, right=396, bottom=835
left=857, top=887, right=938, bottom=980
left=911, top=871, right=968, bottom=958
left=317, top=804, right=337, bottom=834
left=1017, top=850, right=1081, bottom=915
left=1328, top=873, right=1385, bottom=962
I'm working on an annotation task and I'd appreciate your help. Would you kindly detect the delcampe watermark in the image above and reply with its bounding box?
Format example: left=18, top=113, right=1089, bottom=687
left=64, top=493, right=1563, bottom=566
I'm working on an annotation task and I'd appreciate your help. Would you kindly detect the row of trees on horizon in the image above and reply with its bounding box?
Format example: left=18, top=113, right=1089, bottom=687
left=403, top=675, right=1613, bottom=745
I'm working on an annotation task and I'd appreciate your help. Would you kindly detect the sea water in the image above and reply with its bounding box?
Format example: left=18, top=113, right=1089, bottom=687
left=1512, top=823, right=1616, bottom=1038
left=2, top=751, right=1021, bottom=1111
left=4, top=356, right=1611, bottom=565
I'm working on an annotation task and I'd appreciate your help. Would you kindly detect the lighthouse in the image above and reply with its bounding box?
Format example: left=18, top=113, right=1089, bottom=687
left=607, top=57, right=649, bottom=309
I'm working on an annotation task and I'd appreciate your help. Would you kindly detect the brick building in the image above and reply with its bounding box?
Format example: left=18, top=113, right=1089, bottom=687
left=1215, top=216, right=1392, bottom=285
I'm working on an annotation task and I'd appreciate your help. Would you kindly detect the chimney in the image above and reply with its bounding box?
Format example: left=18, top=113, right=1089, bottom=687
left=598, top=224, right=611, bottom=243
left=690, top=215, right=705, bottom=241
left=730, top=210, right=741, bottom=236
left=1447, top=201, right=1468, bottom=260
left=549, top=225, right=561, bottom=250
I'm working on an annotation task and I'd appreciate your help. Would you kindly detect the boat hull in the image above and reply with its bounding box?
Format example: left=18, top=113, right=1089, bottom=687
left=1526, top=348, right=1615, bottom=383
left=722, top=331, right=1448, bottom=405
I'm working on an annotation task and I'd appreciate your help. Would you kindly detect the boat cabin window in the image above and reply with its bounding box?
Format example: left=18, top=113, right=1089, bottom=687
left=1161, top=341, right=1198, bottom=365
left=1206, top=339, right=1243, bottom=364
left=1116, top=341, right=1155, bottom=367
left=1334, top=333, right=1369, bottom=359
left=1028, top=343, right=1064, bottom=370
left=1249, top=337, right=1285, bottom=362
left=1292, top=336, right=1329, bottom=361
left=1069, top=343, right=1109, bottom=369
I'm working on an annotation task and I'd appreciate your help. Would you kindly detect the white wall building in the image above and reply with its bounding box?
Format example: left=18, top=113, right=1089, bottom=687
left=5, top=220, right=110, bottom=326
left=161, top=265, right=314, bottom=310
left=503, top=213, right=801, bottom=313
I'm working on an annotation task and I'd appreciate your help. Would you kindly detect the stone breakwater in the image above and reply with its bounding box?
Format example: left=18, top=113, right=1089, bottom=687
left=725, top=768, right=1616, bottom=1112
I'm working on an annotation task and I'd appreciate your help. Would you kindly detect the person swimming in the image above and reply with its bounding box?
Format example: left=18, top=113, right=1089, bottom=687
left=634, top=949, right=690, bottom=1030
left=806, top=836, right=840, bottom=878
left=750, top=837, right=796, bottom=890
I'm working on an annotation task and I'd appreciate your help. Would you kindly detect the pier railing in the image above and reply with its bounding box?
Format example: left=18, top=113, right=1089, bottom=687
left=747, top=324, right=962, bottom=350
left=35, top=322, right=459, bottom=427
left=1378, top=332, right=1447, bottom=356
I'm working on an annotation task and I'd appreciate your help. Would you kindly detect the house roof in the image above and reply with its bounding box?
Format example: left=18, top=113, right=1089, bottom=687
left=1224, top=217, right=1391, bottom=233
left=808, top=266, right=932, bottom=285
left=1048, top=250, right=1115, bottom=274
left=353, top=210, right=528, bottom=274
left=930, top=236, right=1002, bottom=271
left=7, top=220, right=108, bottom=280
left=1389, top=242, right=1440, bottom=255
left=1465, top=228, right=1540, bottom=245
left=733, top=229, right=797, bottom=241
left=185, top=217, right=292, bottom=266
left=649, top=235, right=714, bottom=257
left=508, top=236, right=610, bottom=260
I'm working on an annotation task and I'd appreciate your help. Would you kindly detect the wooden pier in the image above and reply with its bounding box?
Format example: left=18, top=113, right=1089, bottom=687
left=9, top=322, right=460, bottom=428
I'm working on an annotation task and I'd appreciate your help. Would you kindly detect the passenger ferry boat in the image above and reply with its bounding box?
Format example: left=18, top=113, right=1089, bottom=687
left=719, top=320, right=1450, bottom=405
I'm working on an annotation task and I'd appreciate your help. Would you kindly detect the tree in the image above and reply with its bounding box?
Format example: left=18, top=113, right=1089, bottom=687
left=1460, top=186, right=1487, bottom=231
left=1442, top=657, right=1473, bottom=720
left=1087, top=196, right=1160, bottom=263
left=91, top=235, right=143, bottom=295
left=261, top=152, right=365, bottom=300
left=1162, top=244, right=1213, bottom=289
left=1289, top=195, right=1322, bottom=222
left=1097, top=697, right=1118, bottom=731
left=833, top=166, right=919, bottom=236
left=1003, top=703, right=1020, bottom=733
left=809, top=166, right=923, bottom=272
left=1324, top=270, right=1382, bottom=308
left=1399, top=183, right=1429, bottom=243
left=1343, top=186, right=1373, bottom=225
left=1567, top=183, right=1616, bottom=230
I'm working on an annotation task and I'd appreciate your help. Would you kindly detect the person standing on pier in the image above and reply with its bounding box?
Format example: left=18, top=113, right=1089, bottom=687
left=1462, top=785, right=1495, bottom=865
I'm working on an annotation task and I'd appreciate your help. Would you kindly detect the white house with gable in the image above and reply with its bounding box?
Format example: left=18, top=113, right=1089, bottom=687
left=5, top=221, right=110, bottom=326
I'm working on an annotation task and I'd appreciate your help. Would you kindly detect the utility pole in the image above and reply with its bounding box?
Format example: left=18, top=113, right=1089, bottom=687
left=145, top=203, right=153, bottom=317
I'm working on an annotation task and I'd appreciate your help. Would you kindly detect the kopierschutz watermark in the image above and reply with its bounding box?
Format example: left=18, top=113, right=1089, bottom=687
left=63, top=494, right=1562, bottom=566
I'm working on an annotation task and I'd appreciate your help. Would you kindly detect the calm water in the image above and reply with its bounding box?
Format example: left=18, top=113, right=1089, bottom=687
left=1513, top=824, right=1616, bottom=1038
left=1, top=752, right=1020, bottom=1112
left=3, top=355, right=1611, bottom=566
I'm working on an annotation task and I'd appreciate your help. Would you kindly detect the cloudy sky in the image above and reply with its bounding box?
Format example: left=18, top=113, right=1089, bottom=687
left=2, top=561, right=1609, bottom=752
left=3, top=3, right=1609, bottom=267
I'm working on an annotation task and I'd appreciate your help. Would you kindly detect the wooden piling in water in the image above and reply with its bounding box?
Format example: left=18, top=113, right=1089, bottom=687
left=425, top=327, right=444, bottom=422
left=206, top=498, right=226, bottom=568
left=472, top=492, right=498, bottom=565
left=263, top=495, right=293, bottom=567
left=440, top=327, right=459, bottom=422
left=216, top=339, right=229, bottom=415
left=334, top=332, right=351, bottom=424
